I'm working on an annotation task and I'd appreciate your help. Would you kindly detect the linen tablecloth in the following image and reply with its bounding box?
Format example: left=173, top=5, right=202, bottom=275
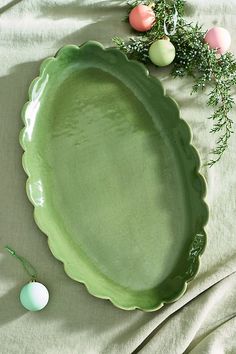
left=0, top=1, right=236, bottom=353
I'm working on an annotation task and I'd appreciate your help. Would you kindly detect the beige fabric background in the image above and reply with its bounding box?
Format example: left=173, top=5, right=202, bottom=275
left=0, top=1, right=236, bottom=353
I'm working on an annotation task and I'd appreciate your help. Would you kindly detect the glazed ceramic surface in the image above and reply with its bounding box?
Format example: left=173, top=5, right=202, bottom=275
left=20, top=41, right=208, bottom=311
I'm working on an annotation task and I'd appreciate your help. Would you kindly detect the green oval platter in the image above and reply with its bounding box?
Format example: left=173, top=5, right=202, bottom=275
left=20, top=41, right=208, bottom=311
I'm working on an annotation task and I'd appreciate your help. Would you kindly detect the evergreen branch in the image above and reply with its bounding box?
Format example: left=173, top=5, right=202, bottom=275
left=113, top=0, right=236, bottom=166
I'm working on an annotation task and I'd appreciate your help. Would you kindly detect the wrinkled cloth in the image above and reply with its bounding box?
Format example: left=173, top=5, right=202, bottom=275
left=0, top=1, right=236, bottom=353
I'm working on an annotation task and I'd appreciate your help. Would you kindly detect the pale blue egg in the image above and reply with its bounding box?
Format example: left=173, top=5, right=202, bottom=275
left=20, top=282, right=49, bottom=311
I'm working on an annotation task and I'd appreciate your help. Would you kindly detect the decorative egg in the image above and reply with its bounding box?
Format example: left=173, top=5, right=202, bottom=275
left=204, top=27, right=231, bottom=55
left=20, top=282, right=49, bottom=311
left=129, top=4, right=156, bottom=32
left=149, top=39, right=176, bottom=67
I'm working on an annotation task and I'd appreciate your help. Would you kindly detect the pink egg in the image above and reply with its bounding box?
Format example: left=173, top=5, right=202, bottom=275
left=129, top=4, right=156, bottom=32
left=204, top=27, right=231, bottom=55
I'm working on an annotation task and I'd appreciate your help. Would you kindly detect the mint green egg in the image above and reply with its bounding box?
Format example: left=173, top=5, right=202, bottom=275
left=20, top=282, right=49, bottom=311
left=149, top=39, right=175, bottom=67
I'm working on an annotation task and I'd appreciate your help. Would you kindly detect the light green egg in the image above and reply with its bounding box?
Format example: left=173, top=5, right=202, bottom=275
left=149, top=39, right=176, bottom=67
left=20, top=282, right=49, bottom=311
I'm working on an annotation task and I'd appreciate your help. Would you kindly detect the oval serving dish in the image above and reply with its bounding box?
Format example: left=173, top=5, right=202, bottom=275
left=20, top=41, right=208, bottom=311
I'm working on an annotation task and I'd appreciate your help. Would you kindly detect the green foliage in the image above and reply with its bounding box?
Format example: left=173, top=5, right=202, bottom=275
left=113, top=0, right=236, bottom=166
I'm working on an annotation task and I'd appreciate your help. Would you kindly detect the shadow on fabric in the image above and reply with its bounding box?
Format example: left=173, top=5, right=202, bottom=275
left=0, top=284, right=26, bottom=326
left=0, top=0, right=23, bottom=15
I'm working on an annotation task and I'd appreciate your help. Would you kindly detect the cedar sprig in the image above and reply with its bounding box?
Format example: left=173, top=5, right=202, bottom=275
left=113, top=0, right=236, bottom=166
